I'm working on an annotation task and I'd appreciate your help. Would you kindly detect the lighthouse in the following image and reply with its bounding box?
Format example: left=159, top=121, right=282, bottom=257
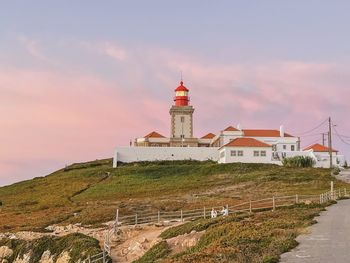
left=169, top=80, right=195, bottom=146
left=174, top=81, right=189, bottom=106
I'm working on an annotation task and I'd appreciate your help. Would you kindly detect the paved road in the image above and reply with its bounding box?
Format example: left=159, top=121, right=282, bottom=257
left=336, top=169, right=350, bottom=183
left=280, top=200, right=350, bottom=263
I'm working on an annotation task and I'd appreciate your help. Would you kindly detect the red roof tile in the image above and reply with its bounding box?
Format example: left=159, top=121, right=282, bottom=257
left=201, top=133, right=216, bottom=139
left=303, top=143, right=338, bottom=152
left=224, top=126, right=239, bottom=132
left=243, top=129, right=293, bottom=137
left=144, top=131, right=165, bottom=138
left=222, top=138, right=272, bottom=148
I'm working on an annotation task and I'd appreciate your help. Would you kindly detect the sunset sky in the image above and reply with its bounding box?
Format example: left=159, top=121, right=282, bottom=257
left=1, top=1, right=350, bottom=186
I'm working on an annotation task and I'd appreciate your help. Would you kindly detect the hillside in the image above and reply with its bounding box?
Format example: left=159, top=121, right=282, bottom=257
left=0, top=159, right=346, bottom=232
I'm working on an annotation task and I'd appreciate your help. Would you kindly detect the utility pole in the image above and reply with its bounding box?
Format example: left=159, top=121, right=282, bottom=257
left=322, top=133, right=326, bottom=146
left=328, top=117, right=333, bottom=169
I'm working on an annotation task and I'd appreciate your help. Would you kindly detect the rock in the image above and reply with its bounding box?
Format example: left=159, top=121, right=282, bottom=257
left=149, top=238, right=162, bottom=247
left=0, top=246, right=13, bottom=259
left=183, top=236, right=199, bottom=247
left=56, top=251, right=70, bottom=263
left=13, top=252, right=31, bottom=263
left=128, top=241, right=144, bottom=254
left=39, top=250, right=53, bottom=263
left=139, top=237, right=148, bottom=243
left=190, top=230, right=196, bottom=234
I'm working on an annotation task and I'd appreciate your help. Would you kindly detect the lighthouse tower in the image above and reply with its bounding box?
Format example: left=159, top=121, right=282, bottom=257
left=169, top=80, right=195, bottom=146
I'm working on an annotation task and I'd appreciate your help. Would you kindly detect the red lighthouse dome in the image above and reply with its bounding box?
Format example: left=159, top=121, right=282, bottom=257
left=174, top=81, right=190, bottom=106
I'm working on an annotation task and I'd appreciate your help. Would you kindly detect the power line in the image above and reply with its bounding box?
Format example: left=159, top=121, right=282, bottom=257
left=294, top=118, right=328, bottom=136
left=300, top=132, right=325, bottom=138
left=303, top=138, right=321, bottom=147
left=333, top=126, right=350, bottom=146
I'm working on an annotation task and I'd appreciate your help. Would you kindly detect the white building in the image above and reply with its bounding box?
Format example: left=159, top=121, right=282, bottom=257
left=113, top=80, right=346, bottom=168
left=303, top=143, right=345, bottom=168
left=218, top=138, right=273, bottom=164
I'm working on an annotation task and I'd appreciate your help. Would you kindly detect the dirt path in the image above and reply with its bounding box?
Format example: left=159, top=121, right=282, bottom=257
left=109, top=223, right=182, bottom=263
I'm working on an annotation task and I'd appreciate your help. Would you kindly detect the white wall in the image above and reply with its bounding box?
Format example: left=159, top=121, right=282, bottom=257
left=113, top=147, right=219, bottom=167
left=218, top=147, right=272, bottom=164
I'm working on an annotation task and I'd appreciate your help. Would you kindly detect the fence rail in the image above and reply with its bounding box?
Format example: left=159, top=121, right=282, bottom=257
left=80, top=187, right=349, bottom=263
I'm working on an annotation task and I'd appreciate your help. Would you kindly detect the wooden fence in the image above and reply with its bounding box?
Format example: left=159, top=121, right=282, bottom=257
left=80, top=187, right=349, bottom=262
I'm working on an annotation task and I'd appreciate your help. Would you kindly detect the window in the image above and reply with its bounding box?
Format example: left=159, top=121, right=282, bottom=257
left=272, top=145, right=277, bottom=151
left=291, top=145, right=295, bottom=151
left=260, top=151, right=266, bottom=156
left=230, top=150, right=236, bottom=156
left=283, top=145, right=287, bottom=150
left=180, top=116, right=185, bottom=123
left=238, top=150, right=243, bottom=156
left=253, top=151, right=259, bottom=157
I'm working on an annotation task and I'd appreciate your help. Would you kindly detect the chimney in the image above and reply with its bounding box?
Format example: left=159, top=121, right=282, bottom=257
left=280, top=125, right=285, bottom=137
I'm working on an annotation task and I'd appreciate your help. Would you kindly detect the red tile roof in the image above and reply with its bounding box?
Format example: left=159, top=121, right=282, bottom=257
left=144, top=131, right=165, bottom=138
left=201, top=133, right=216, bottom=139
left=222, top=138, right=272, bottom=148
left=303, top=143, right=338, bottom=152
left=224, top=126, right=239, bottom=132
left=243, top=129, right=293, bottom=137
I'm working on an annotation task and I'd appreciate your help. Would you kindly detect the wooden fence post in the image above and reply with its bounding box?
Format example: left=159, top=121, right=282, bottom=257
left=204, top=207, right=206, bottom=219
left=272, top=196, right=276, bottom=211
left=158, top=211, right=160, bottom=224
left=345, top=188, right=347, bottom=196
left=339, top=189, right=341, bottom=198
left=226, top=204, right=229, bottom=215
left=114, top=209, right=119, bottom=234
left=135, top=214, right=138, bottom=225
left=249, top=200, right=252, bottom=213
left=331, top=181, right=334, bottom=200
left=295, top=194, right=299, bottom=204
left=181, top=210, right=183, bottom=222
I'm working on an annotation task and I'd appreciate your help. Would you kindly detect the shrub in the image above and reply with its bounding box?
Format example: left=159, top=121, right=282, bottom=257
left=134, top=240, right=171, bottom=263
left=333, top=167, right=341, bottom=175
left=282, top=156, right=315, bottom=168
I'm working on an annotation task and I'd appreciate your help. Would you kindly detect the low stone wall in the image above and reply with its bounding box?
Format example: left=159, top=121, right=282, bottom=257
left=113, top=147, right=220, bottom=167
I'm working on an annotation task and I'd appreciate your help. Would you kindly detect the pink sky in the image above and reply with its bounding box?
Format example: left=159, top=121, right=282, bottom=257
left=1, top=40, right=349, bottom=186
left=2, top=1, right=350, bottom=185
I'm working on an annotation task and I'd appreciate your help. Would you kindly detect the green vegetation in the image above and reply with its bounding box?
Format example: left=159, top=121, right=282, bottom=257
left=137, top=203, right=330, bottom=263
left=134, top=240, right=171, bottom=263
left=0, top=233, right=102, bottom=263
left=282, top=156, right=315, bottom=168
left=0, top=159, right=346, bottom=231
left=333, top=167, right=341, bottom=175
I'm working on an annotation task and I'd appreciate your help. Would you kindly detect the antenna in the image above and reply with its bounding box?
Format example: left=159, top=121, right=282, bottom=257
left=180, top=70, right=183, bottom=82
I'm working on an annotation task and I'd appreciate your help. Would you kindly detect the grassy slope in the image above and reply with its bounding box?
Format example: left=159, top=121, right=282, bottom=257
left=0, top=233, right=102, bottom=262
left=0, top=159, right=346, bottom=231
left=137, top=203, right=332, bottom=263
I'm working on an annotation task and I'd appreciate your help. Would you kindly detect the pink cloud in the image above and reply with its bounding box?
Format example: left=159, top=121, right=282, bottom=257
left=1, top=43, right=349, bottom=185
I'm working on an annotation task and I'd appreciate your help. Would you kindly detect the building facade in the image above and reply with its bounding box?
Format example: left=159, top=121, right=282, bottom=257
left=116, top=80, right=345, bottom=168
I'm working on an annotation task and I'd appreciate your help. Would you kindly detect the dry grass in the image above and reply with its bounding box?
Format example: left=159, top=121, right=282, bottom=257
left=0, top=159, right=346, bottom=231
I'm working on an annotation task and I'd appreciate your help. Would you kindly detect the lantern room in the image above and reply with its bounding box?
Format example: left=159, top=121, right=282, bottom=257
left=174, top=81, right=190, bottom=106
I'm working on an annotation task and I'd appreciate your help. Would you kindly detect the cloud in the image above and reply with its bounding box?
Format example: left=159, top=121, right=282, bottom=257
left=81, top=41, right=128, bottom=61
left=1, top=41, right=349, bottom=185
left=17, top=36, right=53, bottom=64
